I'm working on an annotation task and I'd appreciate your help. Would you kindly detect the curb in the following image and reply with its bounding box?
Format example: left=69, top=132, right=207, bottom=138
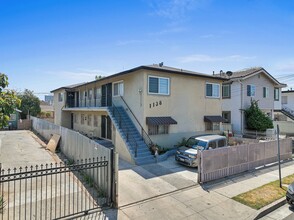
left=254, top=197, right=287, bottom=220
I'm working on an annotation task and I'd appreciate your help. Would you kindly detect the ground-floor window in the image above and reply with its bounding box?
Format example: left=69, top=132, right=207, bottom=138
left=87, top=114, right=92, bottom=126
left=222, top=111, right=231, bottom=123
left=94, top=115, right=98, bottom=127
left=205, top=122, right=220, bottom=131
left=148, top=125, right=169, bottom=135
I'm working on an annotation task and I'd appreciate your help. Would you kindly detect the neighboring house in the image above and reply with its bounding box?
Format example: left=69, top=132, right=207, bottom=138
left=217, top=67, right=286, bottom=135
left=44, top=95, right=54, bottom=105
left=51, top=64, right=226, bottom=165
left=279, top=90, right=294, bottom=121
left=8, top=109, right=22, bottom=129
left=40, top=100, right=55, bottom=122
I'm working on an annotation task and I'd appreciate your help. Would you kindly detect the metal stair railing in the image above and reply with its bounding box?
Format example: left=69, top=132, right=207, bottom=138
left=118, top=96, right=153, bottom=149
left=282, top=105, right=294, bottom=119
left=111, top=103, right=139, bottom=158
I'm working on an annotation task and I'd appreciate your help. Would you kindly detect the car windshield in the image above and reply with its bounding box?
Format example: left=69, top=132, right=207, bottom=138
left=186, top=138, right=207, bottom=150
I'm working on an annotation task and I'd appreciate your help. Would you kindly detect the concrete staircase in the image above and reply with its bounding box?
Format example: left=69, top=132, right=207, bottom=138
left=108, top=106, right=155, bottom=165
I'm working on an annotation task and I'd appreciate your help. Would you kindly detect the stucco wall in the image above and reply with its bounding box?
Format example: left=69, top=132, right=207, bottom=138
left=282, top=92, right=294, bottom=110
left=53, top=89, right=66, bottom=126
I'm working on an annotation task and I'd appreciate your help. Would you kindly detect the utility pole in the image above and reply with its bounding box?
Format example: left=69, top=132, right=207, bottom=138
left=277, top=125, right=282, bottom=188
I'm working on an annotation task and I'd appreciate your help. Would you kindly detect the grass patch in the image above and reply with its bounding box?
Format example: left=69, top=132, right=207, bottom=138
left=233, top=174, right=294, bottom=210
left=0, top=195, right=5, bottom=213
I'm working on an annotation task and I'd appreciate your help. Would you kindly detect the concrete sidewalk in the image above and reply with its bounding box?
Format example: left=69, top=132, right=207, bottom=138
left=102, top=158, right=294, bottom=220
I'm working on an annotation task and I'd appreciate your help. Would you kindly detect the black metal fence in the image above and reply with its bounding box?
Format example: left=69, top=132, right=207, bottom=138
left=0, top=157, right=112, bottom=220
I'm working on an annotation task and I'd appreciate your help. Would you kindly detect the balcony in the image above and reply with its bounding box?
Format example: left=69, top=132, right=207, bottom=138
left=64, top=98, right=104, bottom=110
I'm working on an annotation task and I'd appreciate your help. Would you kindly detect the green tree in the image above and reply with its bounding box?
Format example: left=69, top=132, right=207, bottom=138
left=244, top=100, right=273, bottom=131
left=0, top=73, right=21, bottom=128
left=18, top=89, right=41, bottom=119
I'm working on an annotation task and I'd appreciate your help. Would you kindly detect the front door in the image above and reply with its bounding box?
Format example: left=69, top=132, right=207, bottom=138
left=70, top=113, right=74, bottom=129
left=101, top=83, right=112, bottom=107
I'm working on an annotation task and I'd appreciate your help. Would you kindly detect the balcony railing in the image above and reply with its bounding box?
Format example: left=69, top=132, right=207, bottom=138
left=66, top=98, right=102, bottom=108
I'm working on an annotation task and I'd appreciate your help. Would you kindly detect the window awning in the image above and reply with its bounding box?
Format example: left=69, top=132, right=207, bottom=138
left=204, top=116, right=225, bottom=123
left=146, top=117, right=177, bottom=125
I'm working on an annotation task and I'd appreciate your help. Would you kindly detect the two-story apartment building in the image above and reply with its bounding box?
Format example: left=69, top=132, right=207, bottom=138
left=51, top=64, right=226, bottom=165
left=218, top=67, right=286, bottom=135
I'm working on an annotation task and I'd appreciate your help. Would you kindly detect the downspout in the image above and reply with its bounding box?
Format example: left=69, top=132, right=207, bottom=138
left=238, top=79, right=244, bottom=136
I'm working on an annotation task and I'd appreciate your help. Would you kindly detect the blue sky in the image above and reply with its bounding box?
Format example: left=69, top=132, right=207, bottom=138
left=1, top=0, right=294, bottom=99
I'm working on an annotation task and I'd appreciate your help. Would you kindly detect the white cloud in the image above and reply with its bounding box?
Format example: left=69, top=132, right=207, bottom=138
left=178, top=54, right=256, bottom=63
left=149, top=26, right=187, bottom=36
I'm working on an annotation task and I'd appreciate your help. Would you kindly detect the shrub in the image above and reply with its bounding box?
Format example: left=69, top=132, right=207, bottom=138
left=244, top=100, right=273, bottom=131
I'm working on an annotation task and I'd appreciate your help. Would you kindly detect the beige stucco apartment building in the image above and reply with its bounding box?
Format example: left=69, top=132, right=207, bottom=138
left=51, top=64, right=226, bottom=164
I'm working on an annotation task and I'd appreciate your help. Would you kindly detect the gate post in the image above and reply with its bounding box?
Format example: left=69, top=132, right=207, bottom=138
left=110, top=149, right=119, bottom=208
left=197, top=149, right=201, bottom=184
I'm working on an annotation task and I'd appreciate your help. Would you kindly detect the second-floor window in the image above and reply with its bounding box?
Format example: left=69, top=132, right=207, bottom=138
left=206, top=83, right=220, bottom=98
left=247, top=85, right=256, bottom=97
left=148, top=76, right=170, bottom=95
left=58, top=93, right=63, bottom=102
left=94, top=115, right=98, bottom=127
left=263, top=87, right=269, bottom=98
left=113, top=81, right=124, bottom=96
left=274, top=88, right=279, bottom=101
left=222, top=84, right=231, bottom=98
left=88, top=89, right=93, bottom=99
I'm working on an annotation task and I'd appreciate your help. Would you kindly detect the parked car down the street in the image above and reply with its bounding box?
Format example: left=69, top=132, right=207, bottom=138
left=286, top=182, right=294, bottom=206
left=175, top=134, right=227, bottom=167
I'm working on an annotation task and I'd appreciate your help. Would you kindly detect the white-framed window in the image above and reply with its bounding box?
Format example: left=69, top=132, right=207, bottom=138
left=87, top=114, right=92, bottom=126
left=58, top=92, right=63, bottom=102
left=148, top=76, right=170, bottom=95
left=222, top=84, right=231, bottom=98
left=206, top=83, right=220, bottom=98
left=148, top=125, right=169, bottom=135
left=94, top=115, right=98, bottom=127
left=113, top=81, right=124, bottom=96
left=274, top=88, right=279, bottom=101
left=282, top=96, right=288, bottom=104
left=247, top=85, right=256, bottom=97
left=263, top=87, right=269, bottom=98
left=88, top=89, right=93, bottom=100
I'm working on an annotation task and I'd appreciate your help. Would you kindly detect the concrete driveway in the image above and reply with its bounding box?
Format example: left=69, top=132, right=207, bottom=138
left=118, top=155, right=198, bottom=206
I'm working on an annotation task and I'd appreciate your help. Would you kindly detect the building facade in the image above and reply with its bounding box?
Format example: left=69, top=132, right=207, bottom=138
left=219, top=68, right=286, bottom=135
left=51, top=65, right=226, bottom=164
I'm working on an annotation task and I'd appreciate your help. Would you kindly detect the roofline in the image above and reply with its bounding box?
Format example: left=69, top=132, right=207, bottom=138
left=230, top=68, right=287, bottom=87
left=51, top=65, right=227, bottom=92
left=282, top=90, right=294, bottom=93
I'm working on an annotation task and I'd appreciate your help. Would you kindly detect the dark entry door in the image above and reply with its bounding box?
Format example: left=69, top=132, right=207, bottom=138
left=101, top=115, right=112, bottom=139
left=101, top=83, right=112, bottom=107
left=70, top=113, right=74, bottom=129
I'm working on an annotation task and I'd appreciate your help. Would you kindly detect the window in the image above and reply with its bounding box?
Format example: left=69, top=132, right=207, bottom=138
left=263, top=87, right=269, bottom=98
left=222, top=84, right=231, bottom=98
left=208, top=141, right=216, bottom=149
left=222, top=111, right=231, bottom=123
left=218, top=139, right=226, bottom=148
left=94, top=115, right=98, bottom=127
left=88, top=89, right=93, bottom=99
left=87, top=114, right=92, bottom=126
left=148, top=76, right=170, bottom=95
left=74, top=113, right=78, bottom=123
left=113, top=81, right=124, bottom=96
left=58, top=92, right=63, bottom=102
left=282, top=96, right=288, bottom=104
left=274, top=88, right=279, bottom=101
left=247, top=85, right=256, bottom=97
left=148, top=125, right=169, bottom=135
left=206, top=83, right=220, bottom=98
left=81, top=114, right=85, bottom=125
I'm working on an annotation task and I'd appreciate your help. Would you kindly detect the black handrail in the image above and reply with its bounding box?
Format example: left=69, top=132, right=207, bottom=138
left=119, top=96, right=153, bottom=147
left=111, top=103, right=139, bottom=157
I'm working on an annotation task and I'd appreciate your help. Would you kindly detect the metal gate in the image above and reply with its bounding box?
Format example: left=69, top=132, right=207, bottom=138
left=0, top=157, right=113, bottom=219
